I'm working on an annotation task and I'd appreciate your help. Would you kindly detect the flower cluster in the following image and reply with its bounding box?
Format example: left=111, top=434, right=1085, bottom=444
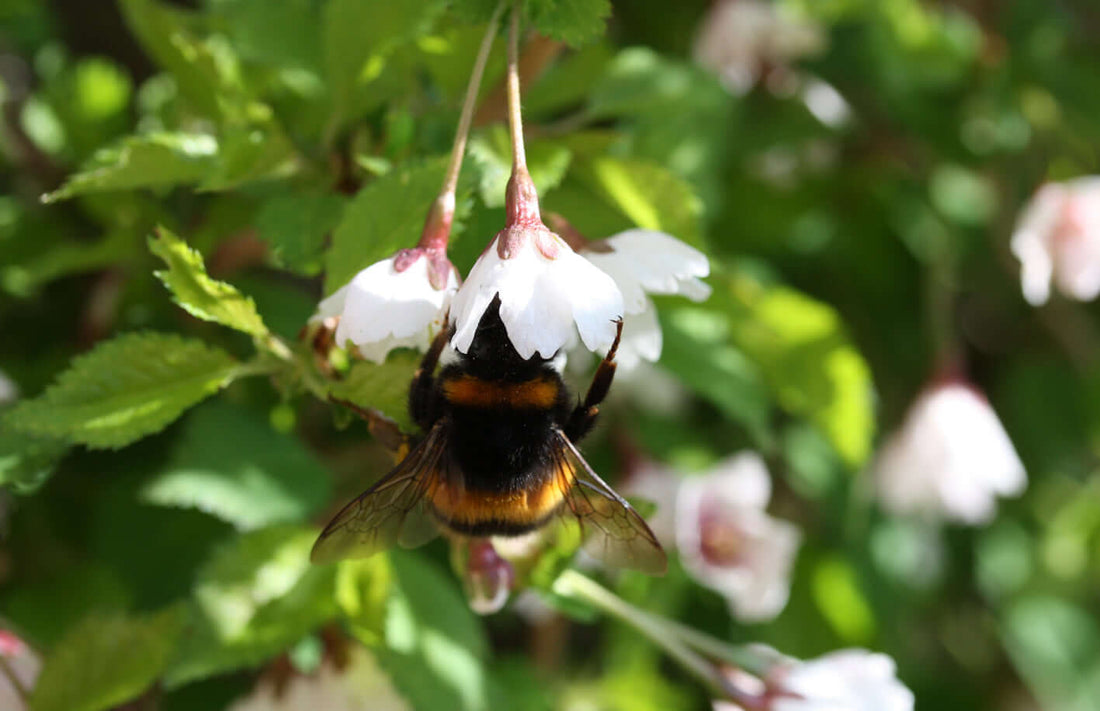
left=629, top=453, right=801, bottom=623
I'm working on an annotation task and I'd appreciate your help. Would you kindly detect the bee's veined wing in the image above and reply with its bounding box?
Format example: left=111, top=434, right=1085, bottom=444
left=553, top=429, right=668, bottom=575
left=311, top=421, right=449, bottom=564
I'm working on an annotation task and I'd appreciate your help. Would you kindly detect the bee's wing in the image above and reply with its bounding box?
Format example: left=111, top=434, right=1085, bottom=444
left=311, top=421, right=449, bottom=564
left=553, top=429, right=668, bottom=575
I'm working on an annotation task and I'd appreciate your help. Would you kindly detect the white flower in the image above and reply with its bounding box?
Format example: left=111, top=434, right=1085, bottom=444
left=874, top=381, right=1026, bottom=525
left=693, top=0, right=825, bottom=95
left=581, top=229, right=711, bottom=368
left=771, top=649, right=914, bottom=711
left=449, top=225, right=623, bottom=359
left=1011, top=177, right=1100, bottom=305
left=677, top=453, right=801, bottom=623
left=229, top=647, right=408, bottom=711
left=0, top=370, right=17, bottom=405
left=314, top=249, right=458, bottom=363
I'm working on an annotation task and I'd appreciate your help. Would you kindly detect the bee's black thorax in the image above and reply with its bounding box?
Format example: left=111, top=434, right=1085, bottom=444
left=433, top=300, right=572, bottom=501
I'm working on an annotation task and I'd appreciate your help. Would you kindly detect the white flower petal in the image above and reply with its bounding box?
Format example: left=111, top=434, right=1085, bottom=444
left=874, top=382, right=1026, bottom=525
left=450, top=231, right=623, bottom=359
left=0, top=370, right=18, bottom=405
left=319, top=254, right=457, bottom=364
left=773, top=649, right=915, bottom=711
left=585, top=230, right=711, bottom=315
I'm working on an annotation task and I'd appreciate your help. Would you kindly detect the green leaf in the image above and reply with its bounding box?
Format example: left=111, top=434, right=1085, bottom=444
left=527, top=0, right=611, bottom=47
left=0, top=425, right=69, bottom=494
left=323, top=0, right=447, bottom=126
left=43, top=132, right=218, bottom=202
left=141, top=402, right=331, bottom=530
left=572, top=156, right=704, bottom=248
left=328, top=352, right=420, bottom=433
left=119, top=0, right=241, bottom=119
left=149, top=226, right=269, bottom=338
left=254, top=192, right=347, bottom=274
left=31, top=607, right=185, bottom=711
left=165, top=524, right=340, bottom=686
left=657, top=305, right=771, bottom=446
left=724, top=272, right=875, bottom=467
left=468, top=126, right=573, bottom=209
left=377, top=552, right=491, bottom=711
left=5, top=333, right=239, bottom=449
left=324, top=157, right=455, bottom=294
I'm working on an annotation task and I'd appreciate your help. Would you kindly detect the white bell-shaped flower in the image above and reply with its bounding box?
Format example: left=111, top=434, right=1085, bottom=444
left=315, top=248, right=459, bottom=364
left=1011, top=177, right=1100, bottom=306
left=676, top=453, right=801, bottom=623
left=581, top=229, right=711, bottom=367
left=770, top=649, right=914, bottom=711
left=449, top=225, right=623, bottom=359
left=874, top=381, right=1026, bottom=525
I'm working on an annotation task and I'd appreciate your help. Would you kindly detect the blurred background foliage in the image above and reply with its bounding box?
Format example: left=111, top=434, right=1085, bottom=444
left=1, top=0, right=1099, bottom=709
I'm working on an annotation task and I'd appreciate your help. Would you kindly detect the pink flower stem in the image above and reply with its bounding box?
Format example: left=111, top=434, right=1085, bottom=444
left=417, top=0, right=507, bottom=252
left=504, top=0, right=542, bottom=228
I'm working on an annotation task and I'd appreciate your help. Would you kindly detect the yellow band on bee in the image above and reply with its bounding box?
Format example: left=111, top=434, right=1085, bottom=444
left=430, top=458, right=574, bottom=528
left=442, top=374, right=560, bottom=410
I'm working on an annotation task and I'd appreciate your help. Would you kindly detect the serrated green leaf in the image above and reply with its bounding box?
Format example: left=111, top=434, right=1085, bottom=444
left=377, top=552, right=490, bottom=711
left=141, top=402, right=331, bottom=530
left=468, top=125, right=573, bottom=209
left=325, top=157, right=461, bottom=294
left=254, top=192, right=347, bottom=274
left=0, top=425, right=69, bottom=494
left=5, top=333, right=239, bottom=449
left=328, top=352, right=419, bottom=433
left=31, top=607, right=185, bottom=711
left=723, top=272, right=875, bottom=467
left=572, top=156, right=704, bottom=249
left=43, top=132, right=218, bottom=202
left=149, top=226, right=269, bottom=337
left=527, top=0, right=611, bottom=47
left=164, top=524, right=342, bottom=687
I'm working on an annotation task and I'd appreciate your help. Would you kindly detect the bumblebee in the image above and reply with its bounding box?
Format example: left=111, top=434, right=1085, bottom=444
left=311, top=298, right=667, bottom=574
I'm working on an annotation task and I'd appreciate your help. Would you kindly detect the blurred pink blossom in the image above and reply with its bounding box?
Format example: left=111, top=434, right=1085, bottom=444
left=1011, top=177, right=1100, bottom=306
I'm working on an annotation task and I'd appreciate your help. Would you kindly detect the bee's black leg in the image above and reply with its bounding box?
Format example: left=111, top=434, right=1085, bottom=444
left=328, top=397, right=408, bottom=454
left=409, top=326, right=449, bottom=431
left=563, top=319, right=623, bottom=443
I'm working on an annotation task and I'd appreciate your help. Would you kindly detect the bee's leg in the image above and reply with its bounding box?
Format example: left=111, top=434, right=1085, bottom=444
left=563, top=319, right=623, bottom=442
left=409, top=326, right=449, bottom=431
left=328, top=397, right=408, bottom=454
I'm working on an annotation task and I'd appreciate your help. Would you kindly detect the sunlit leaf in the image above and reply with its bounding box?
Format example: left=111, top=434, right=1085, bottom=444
left=5, top=333, right=239, bottom=449
left=43, top=132, right=218, bottom=202
left=328, top=352, right=419, bottom=433
left=254, top=192, right=347, bottom=275
left=149, top=226, right=269, bottom=338
left=141, top=402, right=331, bottom=529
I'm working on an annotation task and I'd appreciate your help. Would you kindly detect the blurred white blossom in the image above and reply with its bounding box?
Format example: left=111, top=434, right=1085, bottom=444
left=716, top=648, right=914, bottom=711
left=874, top=381, right=1026, bottom=525
left=313, top=249, right=458, bottom=363
left=1011, top=177, right=1100, bottom=306
left=693, top=0, right=825, bottom=95
left=0, top=628, right=39, bottom=711
left=676, top=453, right=801, bottom=623
left=0, top=369, right=17, bottom=405
left=229, top=647, right=408, bottom=711
left=450, top=226, right=623, bottom=359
